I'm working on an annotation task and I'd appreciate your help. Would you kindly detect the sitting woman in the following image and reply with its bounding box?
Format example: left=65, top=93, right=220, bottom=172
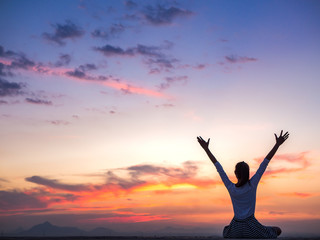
left=197, top=130, right=289, bottom=238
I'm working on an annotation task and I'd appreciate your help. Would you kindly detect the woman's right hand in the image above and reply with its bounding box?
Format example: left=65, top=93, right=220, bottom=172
left=274, top=130, right=289, bottom=146
left=197, top=136, right=210, bottom=150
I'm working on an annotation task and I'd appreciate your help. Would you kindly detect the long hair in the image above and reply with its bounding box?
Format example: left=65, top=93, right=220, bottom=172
left=235, top=161, right=250, bottom=187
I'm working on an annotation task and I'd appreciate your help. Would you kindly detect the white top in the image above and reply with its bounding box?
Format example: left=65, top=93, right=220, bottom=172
left=214, top=158, right=270, bottom=220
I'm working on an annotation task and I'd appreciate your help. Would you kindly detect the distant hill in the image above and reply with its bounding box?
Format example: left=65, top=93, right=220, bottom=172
left=6, top=221, right=218, bottom=237
left=11, top=221, right=117, bottom=237
left=18, top=221, right=85, bottom=236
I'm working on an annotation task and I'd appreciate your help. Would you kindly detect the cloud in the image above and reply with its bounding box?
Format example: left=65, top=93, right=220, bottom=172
left=0, top=45, right=16, bottom=58
left=104, top=161, right=202, bottom=192
left=10, top=55, right=36, bottom=70
left=0, top=190, right=47, bottom=210
left=279, top=192, right=316, bottom=198
left=124, top=0, right=138, bottom=9
left=47, top=120, right=71, bottom=126
left=142, top=5, right=193, bottom=25
left=94, top=43, right=176, bottom=72
left=1, top=161, right=221, bottom=219
left=158, top=76, right=188, bottom=90
left=65, top=63, right=97, bottom=79
left=78, top=63, right=97, bottom=72
left=25, top=98, right=52, bottom=105
left=127, top=161, right=198, bottom=179
left=0, top=78, right=25, bottom=97
left=102, top=81, right=166, bottom=98
left=0, top=62, right=13, bottom=76
left=54, top=54, right=71, bottom=67
left=1, top=46, right=167, bottom=98
left=92, top=23, right=126, bottom=40
left=25, top=176, right=90, bottom=192
left=155, top=103, right=175, bottom=108
left=0, top=178, right=9, bottom=188
left=145, top=58, right=178, bottom=74
left=42, top=20, right=85, bottom=46
left=95, top=44, right=164, bottom=58
left=94, top=45, right=134, bottom=57
left=269, top=211, right=287, bottom=215
left=20, top=162, right=202, bottom=199
left=254, top=152, right=311, bottom=177
left=0, top=46, right=36, bottom=73
left=106, top=171, right=145, bottom=190
left=225, top=55, right=258, bottom=63
left=194, top=64, right=206, bottom=70
left=0, top=178, right=9, bottom=183
left=65, top=69, right=87, bottom=79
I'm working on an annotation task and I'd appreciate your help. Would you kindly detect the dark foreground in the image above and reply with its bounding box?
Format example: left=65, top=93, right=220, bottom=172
left=1, top=236, right=320, bottom=240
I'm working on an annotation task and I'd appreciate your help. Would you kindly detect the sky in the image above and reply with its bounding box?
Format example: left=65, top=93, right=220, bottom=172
left=0, top=0, right=320, bottom=236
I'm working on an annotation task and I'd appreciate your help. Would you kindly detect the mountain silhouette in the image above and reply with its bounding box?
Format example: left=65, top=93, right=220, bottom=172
left=7, top=221, right=217, bottom=237
left=18, top=221, right=86, bottom=236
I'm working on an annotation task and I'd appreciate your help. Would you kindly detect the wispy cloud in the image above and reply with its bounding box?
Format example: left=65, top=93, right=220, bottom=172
left=225, top=55, right=258, bottom=64
left=1, top=46, right=166, bottom=98
left=0, top=78, right=25, bottom=97
left=25, top=176, right=90, bottom=192
left=47, top=120, right=71, bottom=126
left=124, top=0, right=138, bottom=9
left=254, top=152, right=311, bottom=177
left=92, top=23, right=127, bottom=40
left=158, top=76, right=188, bottom=90
left=94, top=44, right=164, bottom=58
left=25, top=98, right=52, bottom=105
left=0, top=45, right=36, bottom=75
left=0, top=178, right=9, bottom=183
left=94, top=43, right=177, bottom=73
left=0, top=190, right=47, bottom=210
left=142, top=5, right=193, bottom=25
left=42, top=20, right=85, bottom=46
left=278, top=192, right=317, bottom=198
left=54, top=54, right=71, bottom=67
left=155, top=103, right=175, bottom=108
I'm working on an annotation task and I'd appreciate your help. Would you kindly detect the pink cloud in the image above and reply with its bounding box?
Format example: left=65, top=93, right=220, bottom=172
left=254, top=152, right=311, bottom=177
left=279, top=192, right=317, bottom=198
left=85, top=211, right=170, bottom=223
left=2, top=53, right=166, bottom=98
left=103, top=81, right=166, bottom=98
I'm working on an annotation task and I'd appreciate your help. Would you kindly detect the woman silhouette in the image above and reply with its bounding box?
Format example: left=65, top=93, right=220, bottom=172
left=197, top=130, right=289, bottom=238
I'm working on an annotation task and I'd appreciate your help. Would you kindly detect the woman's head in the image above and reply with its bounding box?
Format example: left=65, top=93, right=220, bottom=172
left=235, top=161, right=250, bottom=187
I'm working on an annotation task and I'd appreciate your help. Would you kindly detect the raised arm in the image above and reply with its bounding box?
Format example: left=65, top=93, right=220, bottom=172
left=265, top=130, right=289, bottom=161
left=197, top=136, right=217, bottom=164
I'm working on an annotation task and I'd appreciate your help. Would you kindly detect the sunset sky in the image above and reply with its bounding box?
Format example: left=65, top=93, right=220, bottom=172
left=1, top=0, right=320, bottom=236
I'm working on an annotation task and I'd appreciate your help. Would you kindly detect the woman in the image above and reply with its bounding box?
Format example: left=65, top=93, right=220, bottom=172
left=197, top=130, right=289, bottom=238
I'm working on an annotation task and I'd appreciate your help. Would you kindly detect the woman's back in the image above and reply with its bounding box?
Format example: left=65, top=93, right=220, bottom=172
left=214, top=158, right=269, bottom=219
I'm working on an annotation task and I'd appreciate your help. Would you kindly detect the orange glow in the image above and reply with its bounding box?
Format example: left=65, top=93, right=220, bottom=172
left=85, top=214, right=170, bottom=223
left=135, top=183, right=197, bottom=192
left=1, top=153, right=319, bottom=228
